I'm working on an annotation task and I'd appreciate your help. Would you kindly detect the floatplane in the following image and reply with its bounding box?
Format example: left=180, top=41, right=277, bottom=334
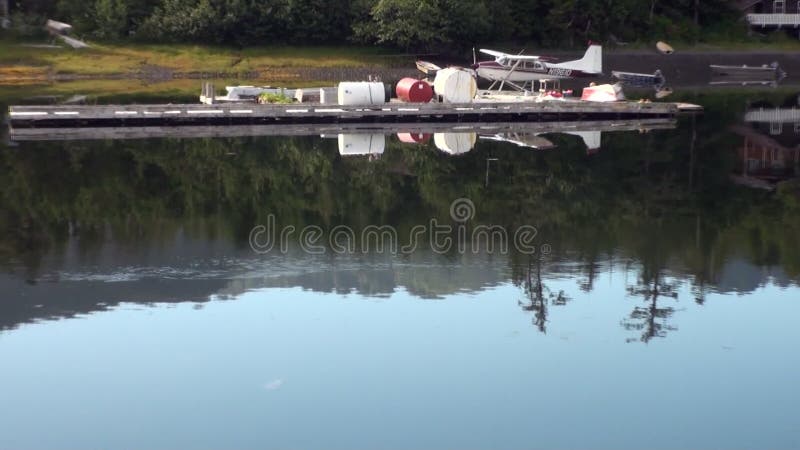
left=471, top=44, right=603, bottom=92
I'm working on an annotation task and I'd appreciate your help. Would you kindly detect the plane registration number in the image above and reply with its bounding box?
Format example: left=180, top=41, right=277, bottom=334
left=547, top=68, right=573, bottom=77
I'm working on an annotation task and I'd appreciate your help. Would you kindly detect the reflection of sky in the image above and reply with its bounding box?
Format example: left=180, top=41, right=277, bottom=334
left=1, top=271, right=798, bottom=450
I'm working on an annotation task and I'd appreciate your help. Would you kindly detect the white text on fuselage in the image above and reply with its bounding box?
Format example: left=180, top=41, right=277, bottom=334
left=547, top=68, right=573, bottom=77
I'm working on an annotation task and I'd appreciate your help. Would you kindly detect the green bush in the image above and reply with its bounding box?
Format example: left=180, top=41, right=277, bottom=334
left=259, top=92, right=294, bottom=104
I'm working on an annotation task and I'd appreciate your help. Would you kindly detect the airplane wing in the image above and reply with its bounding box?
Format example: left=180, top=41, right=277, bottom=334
left=479, top=49, right=540, bottom=60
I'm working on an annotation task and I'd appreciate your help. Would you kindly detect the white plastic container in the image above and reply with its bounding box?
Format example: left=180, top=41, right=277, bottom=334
left=433, top=133, right=477, bottom=154
left=433, top=68, right=477, bottom=103
left=337, top=82, right=386, bottom=106
left=225, top=86, right=266, bottom=99
left=581, top=83, right=625, bottom=102
left=338, top=134, right=386, bottom=156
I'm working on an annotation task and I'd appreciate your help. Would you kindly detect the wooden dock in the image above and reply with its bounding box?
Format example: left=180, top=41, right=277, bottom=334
left=7, top=100, right=682, bottom=129
left=8, top=118, right=676, bottom=141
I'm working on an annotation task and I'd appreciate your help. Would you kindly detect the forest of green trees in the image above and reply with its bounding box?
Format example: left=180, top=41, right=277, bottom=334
left=5, top=0, right=743, bottom=49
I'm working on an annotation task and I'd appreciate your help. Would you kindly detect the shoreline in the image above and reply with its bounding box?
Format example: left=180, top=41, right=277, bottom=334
left=2, top=41, right=800, bottom=100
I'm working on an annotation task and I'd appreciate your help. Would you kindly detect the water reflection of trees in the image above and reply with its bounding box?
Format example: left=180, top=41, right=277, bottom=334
left=3, top=116, right=799, bottom=294
left=1, top=92, right=800, bottom=333
left=622, top=270, right=678, bottom=343
left=518, top=256, right=569, bottom=333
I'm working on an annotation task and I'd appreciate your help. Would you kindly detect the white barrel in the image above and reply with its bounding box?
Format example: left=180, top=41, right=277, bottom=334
left=433, top=133, right=476, bottom=154
left=337, top=82, right=386, bottom=106
left=338, top=134, right=386, bottom=156
left=433, top=68, right=477, bottom=103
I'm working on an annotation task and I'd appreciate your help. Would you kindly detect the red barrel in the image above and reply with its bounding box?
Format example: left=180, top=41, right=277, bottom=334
left=395, top=78, right=434, bottom=103
left=397, top=132, right=432, bottom=144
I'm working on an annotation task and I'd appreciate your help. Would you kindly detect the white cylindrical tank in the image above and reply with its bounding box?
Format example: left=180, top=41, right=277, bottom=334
left=338, top=134, right=386, bottom=156
left=433, top=68, right=477, bottom=103
left=337, top=82, right=386, bottom=106
left=433, top=133, right=477, bottom=154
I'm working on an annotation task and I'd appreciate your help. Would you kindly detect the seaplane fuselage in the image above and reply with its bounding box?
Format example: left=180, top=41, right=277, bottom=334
left=475, top=61, right=594, bottom=82
left=473, top=45, right=603, bottom=84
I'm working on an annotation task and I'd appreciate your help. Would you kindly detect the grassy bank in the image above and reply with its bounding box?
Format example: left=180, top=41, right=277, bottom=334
left=0, top=37, right=418, bottom=102
left=5, top=35, right=800, bottom=84
left=0, top=79, right=205, bottom=103
left=0, top=38, right=395, bottom=83
left=2, top=35, right=800, bottom=103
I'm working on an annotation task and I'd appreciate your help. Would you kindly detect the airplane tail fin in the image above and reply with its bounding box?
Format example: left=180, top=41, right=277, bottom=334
left=568, top=45, right=602, bottom=74
left=566, top=131, right=601, bottom=151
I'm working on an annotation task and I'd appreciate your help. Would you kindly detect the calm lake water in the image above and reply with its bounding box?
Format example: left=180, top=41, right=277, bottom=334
left=1, top=87, right=799, bottom=449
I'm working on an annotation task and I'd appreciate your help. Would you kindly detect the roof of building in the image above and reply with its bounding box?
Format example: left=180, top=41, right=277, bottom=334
left=737, top=0, right=764, bottom=10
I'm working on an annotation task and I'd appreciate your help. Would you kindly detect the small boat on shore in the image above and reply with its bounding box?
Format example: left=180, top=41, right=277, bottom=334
left=709, top=62, right=786, bottom=86
left=612, top=69, right=666, bottom=90
left=416, top=60, right=443, bottom=77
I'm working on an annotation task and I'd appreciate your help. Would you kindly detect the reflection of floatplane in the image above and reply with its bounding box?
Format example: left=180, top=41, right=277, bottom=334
left=471, top=44, right=603, bottom=92
left=435, top=120, right=674, bottom=155
left=481, top=133, right=557, bottom=150
left=477, top=118, right=678, bottom=154
left=333, top=118, right=675, bottom=158
left=481, top=130, right=601, bottom=152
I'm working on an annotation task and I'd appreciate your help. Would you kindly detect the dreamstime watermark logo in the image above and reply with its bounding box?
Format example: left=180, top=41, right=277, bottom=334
left=249, top=198, right=550, bottom=256
left=449, top=198, right=475, bottom=222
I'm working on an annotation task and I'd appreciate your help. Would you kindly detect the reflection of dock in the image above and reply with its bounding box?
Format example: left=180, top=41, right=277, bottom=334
left=7, top=101, right=683, bottom=130
left=745, top=107, right=800, bottom=135
left=9, top=118, right=677, bottom=141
